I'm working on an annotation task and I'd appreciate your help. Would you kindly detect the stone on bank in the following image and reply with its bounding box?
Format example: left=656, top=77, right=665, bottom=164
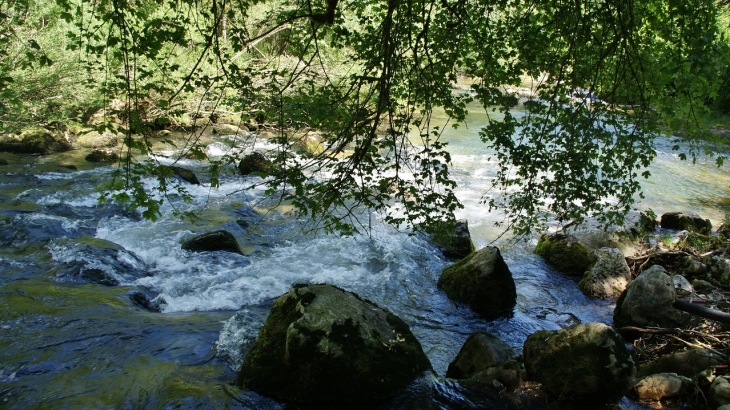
left=238, top=284, right=431, bottom=403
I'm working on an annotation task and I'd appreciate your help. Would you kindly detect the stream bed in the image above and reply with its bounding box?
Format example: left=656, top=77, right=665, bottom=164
left=2, top=107, right=730, bottom=408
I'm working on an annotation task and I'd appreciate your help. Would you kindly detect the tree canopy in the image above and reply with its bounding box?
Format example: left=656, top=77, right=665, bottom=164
left=2, top=0, right=729, bottom=236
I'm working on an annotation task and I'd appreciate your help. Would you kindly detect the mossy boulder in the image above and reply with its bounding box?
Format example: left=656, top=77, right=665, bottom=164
left=238, top=284, right=432, bottom=403
left=0, top=128, right=73, bottom=154
left=578, top=247, right=631, bottom=299
left=238, top=152, right=275, bottom=176
left=660, top=212, right=712, bottom=235
left=613, top=265, right=689, bottom=330
left=181, top=230, right=243, bottom=255
left=523, top=322, right=636, bottom=404
left=437, top=247, right=516, bottom=319
left=535, top=233, right=592, bottom=276
left=446, top=332, right=518, bottom=379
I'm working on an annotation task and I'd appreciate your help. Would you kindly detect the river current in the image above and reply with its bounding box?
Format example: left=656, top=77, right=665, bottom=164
left=1, top=106, right=729, bottom=408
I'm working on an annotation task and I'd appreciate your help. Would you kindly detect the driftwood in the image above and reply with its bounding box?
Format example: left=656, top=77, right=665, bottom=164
left=673, top=299, right=730, bottom=325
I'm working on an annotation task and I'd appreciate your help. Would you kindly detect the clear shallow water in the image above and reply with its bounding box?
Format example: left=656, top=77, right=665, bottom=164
left=1, top=109, right=729, bottom=408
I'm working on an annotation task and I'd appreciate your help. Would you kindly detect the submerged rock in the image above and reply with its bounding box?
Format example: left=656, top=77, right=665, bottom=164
left=660, top=212, right=712, bottom=235
left=49, top=236, right=149, bottom=286
left=181, top=230, right=243, bottom=254
left=534, top=233, right=592, bottom=276
left=238, top=284, right=431, bottom=403
left=446, top=332, right=518, bottom=379
left=437, top=246, right=516, bottom=319
left=523, top=322, right=636, bottom=404
left=613, top=265, right=689, bottom=329
left=578, top=247, right=631, bottom=299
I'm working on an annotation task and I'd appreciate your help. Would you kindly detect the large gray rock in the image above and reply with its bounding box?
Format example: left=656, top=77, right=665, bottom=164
left=560, top=211, right=648, bottom=258
left=239, top=284, right=431, bottom=403
left=660, top=212, right=712, bottom=235
left=437, top=247, right=516, bottom=319
left=578, top=247, right=631, bottom=299
left=632, top=373, right=691, bottom=401
left=613, top=265, right=689, bottom=329
left=446, top=332, right=518, bottom=379
left=181, top=230, right=243, bottom=254
left=523, top=322, right=636, bottom=404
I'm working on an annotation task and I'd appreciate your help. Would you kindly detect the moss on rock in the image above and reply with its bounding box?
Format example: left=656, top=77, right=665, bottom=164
left=535, top=233, right=592, bottom=276
left=523, top=322, right=636, bottom=404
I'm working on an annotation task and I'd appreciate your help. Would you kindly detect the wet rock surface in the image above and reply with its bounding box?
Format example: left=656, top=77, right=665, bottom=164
left=238, top=284, right=432, bottom=403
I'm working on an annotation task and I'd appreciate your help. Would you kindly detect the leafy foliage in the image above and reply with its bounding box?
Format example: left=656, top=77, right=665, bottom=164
left=2, top=0, right=728, bottom=236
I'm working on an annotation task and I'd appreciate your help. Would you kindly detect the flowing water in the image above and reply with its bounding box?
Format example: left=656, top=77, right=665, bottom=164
left=1, top=105, right=730, bottom=409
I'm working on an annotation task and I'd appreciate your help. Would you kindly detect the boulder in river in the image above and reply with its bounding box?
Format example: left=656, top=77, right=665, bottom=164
left=446, top=331, right=518, bottom=379
left=523, top=322, right=636, bottom=404
left=181, top=230, right=243, bottom=254
left=534, top=233, right=592, bottom=276
left=238, top=152, right=275, bottom=176
left=578, top=247, right=631, bottom=299
left=161, top=165, right=200, bottom=185
left=238, top=284, right=432, bottom=403
left=660, top=212, right=712, bottom=235
left=613, top=265, right=690, bottom=330
left=85, top=148, right=119, bottom=163
left=437, top=246, right=516, bottom=319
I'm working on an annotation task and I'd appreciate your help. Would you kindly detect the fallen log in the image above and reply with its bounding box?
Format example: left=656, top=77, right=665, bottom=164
left=673, top=300, right=730, bottom=325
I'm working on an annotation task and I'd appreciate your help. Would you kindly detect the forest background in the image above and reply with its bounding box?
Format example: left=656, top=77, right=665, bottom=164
left=2, top=0, right=730, bottom=237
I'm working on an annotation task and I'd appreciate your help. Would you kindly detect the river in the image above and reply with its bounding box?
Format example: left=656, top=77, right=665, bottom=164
left=1, top=104, right=729, bottom=408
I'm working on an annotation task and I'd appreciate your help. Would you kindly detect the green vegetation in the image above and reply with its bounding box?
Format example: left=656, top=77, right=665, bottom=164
left=2, top=0, right=730, bottom=236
